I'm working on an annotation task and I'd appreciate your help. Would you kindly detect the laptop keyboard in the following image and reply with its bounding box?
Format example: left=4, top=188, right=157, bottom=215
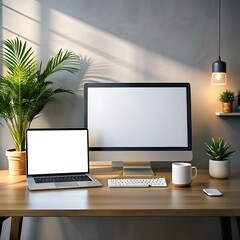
left=34, top=175, right=92, bottom=184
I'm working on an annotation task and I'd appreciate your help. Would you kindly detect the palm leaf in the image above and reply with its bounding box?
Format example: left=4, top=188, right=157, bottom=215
left=2, top=38, right=36, bottom=73
left=40, top=49, right=79, bottom=80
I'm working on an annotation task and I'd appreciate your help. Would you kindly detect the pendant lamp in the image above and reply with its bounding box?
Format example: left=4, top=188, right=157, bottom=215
left=211, top=0, right=227, bottom=85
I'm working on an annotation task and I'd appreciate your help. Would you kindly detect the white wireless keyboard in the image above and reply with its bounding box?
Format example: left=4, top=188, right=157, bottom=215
left=108, top=178, right=167, bottom=188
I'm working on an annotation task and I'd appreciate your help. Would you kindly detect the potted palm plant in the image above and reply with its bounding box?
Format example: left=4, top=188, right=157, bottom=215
left=218, top=89, right=235, bottom=113
left=0, top=37, right=80, bottom=175
left=205, top=137, right=235, bottom=179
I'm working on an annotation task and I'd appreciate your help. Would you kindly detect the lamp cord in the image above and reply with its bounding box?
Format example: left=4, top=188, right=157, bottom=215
left=218, top=0, right=221, bottom=58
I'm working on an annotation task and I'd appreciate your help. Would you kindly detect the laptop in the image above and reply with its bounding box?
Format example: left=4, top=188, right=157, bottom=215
left=26, top=128, right=102, bottom=190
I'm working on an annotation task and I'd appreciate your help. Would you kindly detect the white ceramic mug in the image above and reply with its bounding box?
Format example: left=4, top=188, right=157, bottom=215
left=172, top=162, right=197, bottom=187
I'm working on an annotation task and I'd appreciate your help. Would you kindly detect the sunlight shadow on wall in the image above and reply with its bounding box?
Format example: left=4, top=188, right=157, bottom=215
left=2, top=0, right=41, bottom=56
left=48, top=9, right=204, bottom=86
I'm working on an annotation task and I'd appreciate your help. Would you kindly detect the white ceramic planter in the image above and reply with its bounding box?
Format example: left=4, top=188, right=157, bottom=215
left=209, top=159, right=230, bottom=179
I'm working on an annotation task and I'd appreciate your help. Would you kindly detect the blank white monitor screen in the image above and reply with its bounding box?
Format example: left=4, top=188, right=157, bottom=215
left=84, top=83, right=192, bottom=164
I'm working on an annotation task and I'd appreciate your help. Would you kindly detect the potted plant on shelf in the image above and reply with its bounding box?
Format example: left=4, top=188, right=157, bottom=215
left=235, top=90, right=240, bottom=112
left=205, top=137, right=235, bottom=179
left=218, top=89, right=235, bottom=113
left=0, top=37, right=80, bottom=175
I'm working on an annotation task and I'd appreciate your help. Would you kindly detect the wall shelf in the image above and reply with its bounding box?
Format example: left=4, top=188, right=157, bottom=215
left=215, top=112, right=240, bottom=117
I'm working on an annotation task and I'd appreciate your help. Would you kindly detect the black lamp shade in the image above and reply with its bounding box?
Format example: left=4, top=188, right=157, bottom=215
left=212, top=57, right=226, bottom=73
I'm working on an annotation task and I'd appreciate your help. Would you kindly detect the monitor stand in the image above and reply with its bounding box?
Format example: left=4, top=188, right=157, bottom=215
left=122, top=161, right=155, bottom=176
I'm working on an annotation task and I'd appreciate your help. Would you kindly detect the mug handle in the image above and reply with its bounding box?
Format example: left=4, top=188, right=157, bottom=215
left=191, top=166, right=197, bottom=179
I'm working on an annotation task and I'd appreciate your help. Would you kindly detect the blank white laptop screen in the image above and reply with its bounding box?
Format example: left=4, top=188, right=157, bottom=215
left=27, top=129, right=89, bottom=175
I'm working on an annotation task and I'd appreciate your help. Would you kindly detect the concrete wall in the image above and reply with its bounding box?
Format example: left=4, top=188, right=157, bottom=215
left=1, top=0, right=240, bottom=239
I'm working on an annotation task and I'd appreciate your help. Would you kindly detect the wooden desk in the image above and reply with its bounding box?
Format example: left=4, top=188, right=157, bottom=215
left=0, top=167, right=240, bottom=240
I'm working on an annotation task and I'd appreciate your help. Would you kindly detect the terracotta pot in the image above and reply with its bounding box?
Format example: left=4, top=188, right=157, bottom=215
left=6, top=149, right=26, bottom=175
left=222, top=102, right=233, bottom=113
left=209, top=159, right=230, bottom=179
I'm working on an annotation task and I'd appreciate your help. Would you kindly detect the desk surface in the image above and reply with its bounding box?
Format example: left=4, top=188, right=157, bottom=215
left=0, top=167, right=240, bottom=217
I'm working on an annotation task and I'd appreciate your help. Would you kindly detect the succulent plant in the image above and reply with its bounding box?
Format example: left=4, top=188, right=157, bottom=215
left=205, top=137, right=235, bottom=161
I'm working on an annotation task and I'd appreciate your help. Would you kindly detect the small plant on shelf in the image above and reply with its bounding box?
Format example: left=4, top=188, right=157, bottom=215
left=218, top=90, right=235, bottom=113
left=219, top=90, right=235, bottom=103
left=235, top=90, right=240, bottom=112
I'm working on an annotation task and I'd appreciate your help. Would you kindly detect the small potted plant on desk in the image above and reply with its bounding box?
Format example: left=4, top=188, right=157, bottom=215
left=218, top=89, right=235, bottom=113
left=0, top=37, right=80, bottom=175
left=205, top=137, right=235, bottom=179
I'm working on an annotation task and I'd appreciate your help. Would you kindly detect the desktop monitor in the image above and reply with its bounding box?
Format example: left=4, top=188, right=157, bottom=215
left=84, top=82, right=192, bottom=175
